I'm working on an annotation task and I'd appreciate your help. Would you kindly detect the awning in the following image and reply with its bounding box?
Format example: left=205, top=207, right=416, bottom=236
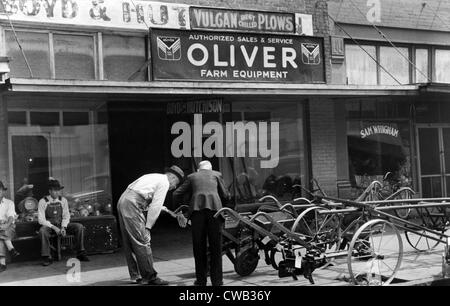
left=1, top=78, right=420, bottom=97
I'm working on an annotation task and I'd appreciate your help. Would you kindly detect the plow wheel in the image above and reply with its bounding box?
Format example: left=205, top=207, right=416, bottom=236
left=234, top=247, right=260, bottom=276
left=404, top=206, right=446, bottom=251
left=348, top=219, right=403, bottom=286
left=291, top=206, right=340, bottom=252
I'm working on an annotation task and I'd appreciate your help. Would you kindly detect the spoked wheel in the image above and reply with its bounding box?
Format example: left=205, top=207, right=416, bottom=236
left=291, top=206, right=340, bottom=250
left=291, top=206, right=340, bottom=269
left=404, top=206, right=446, bottom=251
left=387, top=187, right=415, bottom=219
left=234, top=247, right=260, bottom=276
left=348, top=219, right=403, bottom=286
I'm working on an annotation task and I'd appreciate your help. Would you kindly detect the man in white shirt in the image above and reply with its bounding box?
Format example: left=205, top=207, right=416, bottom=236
left=0, top=181, right=20, bottom=272
left=38, top=178, right=89, bottom=266
left=117, top=165, right=185, bottom=286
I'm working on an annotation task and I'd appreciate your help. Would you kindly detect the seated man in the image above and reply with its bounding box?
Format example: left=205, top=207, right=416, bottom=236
left=38, top=178, right=89, bottom=266
left=0, top=181, right=20, bottom=272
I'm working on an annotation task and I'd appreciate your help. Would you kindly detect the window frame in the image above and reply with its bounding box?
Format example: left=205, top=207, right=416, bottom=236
left=1, top=24, right=149, bottom=81
left=344, top=40, right=434, bottom=85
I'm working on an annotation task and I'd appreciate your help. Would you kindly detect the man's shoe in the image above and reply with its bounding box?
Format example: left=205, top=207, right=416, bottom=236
left=0, top=264, right=6, bottom=273
left=134, top=278, right=143, bottom=284
left=9, top=248, right=20, bottom=258
left=212, top=282, right=224, bottom=286
left=76, top=254, right=90, bottom=262
left=42, top=257, right=53, bottom=266
left=144, top=277, right=169, bottom=286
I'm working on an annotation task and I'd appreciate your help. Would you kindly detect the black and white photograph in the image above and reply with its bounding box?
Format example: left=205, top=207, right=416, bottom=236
left=0, top=0, right=449, bottom=295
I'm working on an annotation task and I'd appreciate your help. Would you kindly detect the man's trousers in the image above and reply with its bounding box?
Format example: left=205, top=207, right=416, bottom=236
left=117, top=189, right=158, bottom=282
left=191, top=209, right=223, bottom=286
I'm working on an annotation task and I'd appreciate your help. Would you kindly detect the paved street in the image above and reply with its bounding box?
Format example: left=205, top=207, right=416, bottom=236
left=0, top=224, right=447, bottom=286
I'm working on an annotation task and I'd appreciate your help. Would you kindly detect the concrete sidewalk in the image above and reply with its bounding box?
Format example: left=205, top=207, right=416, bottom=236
left=0, top=225, right=447, bottom=286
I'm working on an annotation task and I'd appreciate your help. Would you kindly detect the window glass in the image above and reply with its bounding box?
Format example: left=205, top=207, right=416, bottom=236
left=54, top=34, right=95, bottom=80
left=415, top=49, right=429, bottom=83
left=165, top=100, right=305, bottom=204
left=345, top=44, right=377, bottom=85
left=63, top=112, right=89, bottom=126
left=8, top=111, right=27, bottom=125
left=436, top=49, right=450, bottom=83
left=8, top=101, right=112, bottom=221
left=379, top=46, right=410, bottom=85
left=30, top=112, right=59, bottom=126
left=103, top=35, right=147, bottom=81
left=5, top=31, right=51, bottom=78
left=347, top=120, right=412, bottom=192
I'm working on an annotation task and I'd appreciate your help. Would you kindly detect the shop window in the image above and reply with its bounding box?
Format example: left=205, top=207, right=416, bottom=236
left=379, top=47, right=410, bottom=85
left=5, top=31, right=51, bottom=78
left=415, top=49, right=429, bottom=83
left=30, top=111, right=60, bottom=126
left=345, top=44, right=377, bottom=85
left=347, top=120, right=412, bottom=192
left=436, top=49, right=450, bottom=83
left=54, top=34, right=96, bottom=80
left=8, top=111, right=27, bottom=125
left=8, top=101, right=112, bottom=223
left=102, top=35, right=147, bottom=81
left=63, top=112, right=89, bottom=126
left=228, top=102, right=305, bottom=203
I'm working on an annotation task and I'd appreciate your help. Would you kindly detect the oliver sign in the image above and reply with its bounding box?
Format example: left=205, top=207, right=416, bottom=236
left=150, top=29, right=325, bottom=83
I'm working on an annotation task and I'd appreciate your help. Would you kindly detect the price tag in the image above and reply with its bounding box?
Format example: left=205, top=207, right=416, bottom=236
left=261, top=236, right=271, bottom=245
left=295, top=249, right=302, bottom=268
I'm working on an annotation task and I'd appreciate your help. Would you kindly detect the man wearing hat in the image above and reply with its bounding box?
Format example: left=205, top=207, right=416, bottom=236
left=38, top=178, right=89, bottom=266
left=0, top=181, right=20, bottom=272
left=173, top=161, right=231, bottom=286
left=117, top=165, right=185, bottom=286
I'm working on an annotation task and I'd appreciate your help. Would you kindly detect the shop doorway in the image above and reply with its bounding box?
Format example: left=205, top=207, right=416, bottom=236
left=417, top=126, right=450, bottom=197
left=10, top=134, right=50, bottom=201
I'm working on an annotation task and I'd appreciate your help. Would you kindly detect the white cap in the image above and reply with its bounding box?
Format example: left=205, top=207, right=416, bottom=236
left=198, top=160, right=212, bottom=170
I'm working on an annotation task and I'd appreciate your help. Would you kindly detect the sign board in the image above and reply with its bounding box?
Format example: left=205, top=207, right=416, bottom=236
left=0, top=0, right=190, bottom=30
left=190, top=7, right=295, bottom=34
left=167, top=99, right=223, bottom=114
left=0, top=1, right=313, bottom=35
left=150, top=29, right=325, bottom=83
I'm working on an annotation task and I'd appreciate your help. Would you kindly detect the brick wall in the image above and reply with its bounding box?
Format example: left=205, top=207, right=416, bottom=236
left=309, top=98, right=338, bottom=197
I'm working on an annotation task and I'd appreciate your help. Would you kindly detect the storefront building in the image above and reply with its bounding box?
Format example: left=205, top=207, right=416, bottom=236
left=0, top=0, right=445, bottom=257
left=328, top=0, right=450, bottom=198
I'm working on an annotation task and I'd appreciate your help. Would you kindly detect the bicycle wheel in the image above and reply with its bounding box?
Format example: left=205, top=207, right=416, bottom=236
left=347, top=219, right=403, bottom=286
left=387, top=187, right=415, bottom=219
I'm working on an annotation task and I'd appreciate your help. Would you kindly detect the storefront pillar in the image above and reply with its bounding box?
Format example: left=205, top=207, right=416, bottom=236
left=0, top=95, right=9, bottom=196
left=335, top=101, right=351, bottom=198
left=309, top=98, right=338, bottom=196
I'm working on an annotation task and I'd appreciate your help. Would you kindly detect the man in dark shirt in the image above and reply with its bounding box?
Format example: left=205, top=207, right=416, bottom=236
left=173, top=161, right=231, bottom=286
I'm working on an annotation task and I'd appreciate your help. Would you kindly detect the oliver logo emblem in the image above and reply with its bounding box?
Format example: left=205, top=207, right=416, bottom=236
left=157, top=36, right=181, bottom=61
left=301, top=43, right=320, bottom=65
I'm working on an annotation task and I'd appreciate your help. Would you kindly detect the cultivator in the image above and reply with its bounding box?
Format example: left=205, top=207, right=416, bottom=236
left=214, top=180, right=450, bottom=286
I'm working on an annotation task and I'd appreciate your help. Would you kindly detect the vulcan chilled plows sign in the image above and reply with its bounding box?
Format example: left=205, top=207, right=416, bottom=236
left=190, top=7, right=295, bottom=34
left=151, top=29, right=325, bottom=83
